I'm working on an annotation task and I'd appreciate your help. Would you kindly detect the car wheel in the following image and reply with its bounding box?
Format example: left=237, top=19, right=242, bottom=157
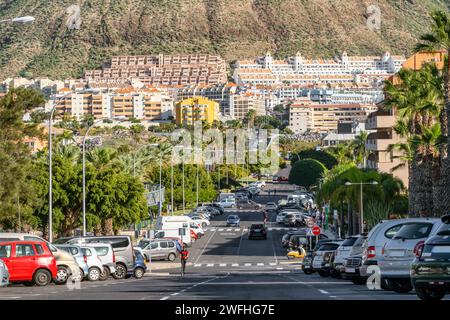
left=318, top=270, right=329, bottom=277
left=34, top=269, right=52, bottom=286
left=416, top=287, right=446, bottom=301
left=112, top=263, right=127, bottom=280
left=87, top=267, right=101, bottom=281
left=134, top=267, right=145, bottom=279
left=303, top=269, right=314, bottom=275
left=99, top=267, right=110, bottom=281
left=351, top=277, right=367, bottom=285
left=168, top=253, right=176, bottom=261
left=55, top=266, right=69, bottom=285
left=391, top=279, right=413, bottom=293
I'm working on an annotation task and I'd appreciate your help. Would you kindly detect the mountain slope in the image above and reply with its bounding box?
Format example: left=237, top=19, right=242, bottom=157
left=0, top=0, right=448, bottom=79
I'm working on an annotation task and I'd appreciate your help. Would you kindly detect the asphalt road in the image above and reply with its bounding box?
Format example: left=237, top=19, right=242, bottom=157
left=0, top=183, right=444, bottom=300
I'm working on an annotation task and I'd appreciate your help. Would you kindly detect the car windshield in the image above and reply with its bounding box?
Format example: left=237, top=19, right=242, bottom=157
left=353, top=237, right=366, bottom=247
left=251, top=224, right=264, bottom=229
left=393, top=223, right=433, bottom=240
left=318, top=244, right=339, bottom=251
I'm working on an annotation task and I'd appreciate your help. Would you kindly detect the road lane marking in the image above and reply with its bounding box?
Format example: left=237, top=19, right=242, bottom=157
left=171, top=292, right=179, bottom=296
left=234, top=228, right=240, bottom=231
left=194, top=264, right=202, bottom=267
left=160, top=296, right=169, bottom=300
left=269, top=263, right=277, bottom=266
left=206, top=264, right=214, bottom=267
left=219, top=263, right=226, bottom=267
left=226, top=228, right=232, bottom=231
left=232, top=263, right=239, bottom=267
left=257, top=263, right=264, bottom=266
left=218, top=228, right=224, bottom=231
left=193, top=227, right=217, bottom=264
left=244, top=263, right=252, bottom=267
left=319, top=289, right=329, bottom=295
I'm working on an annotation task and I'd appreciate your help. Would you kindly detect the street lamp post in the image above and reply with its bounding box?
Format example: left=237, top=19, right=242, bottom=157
left=47, top=93, right=72, bottom=242
left=344, top=181, right=378, bottom=234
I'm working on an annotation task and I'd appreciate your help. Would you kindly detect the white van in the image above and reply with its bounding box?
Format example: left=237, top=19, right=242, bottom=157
left=153, top=229, right=192, bottom=247
left=155, top=216, right=196, bottom=230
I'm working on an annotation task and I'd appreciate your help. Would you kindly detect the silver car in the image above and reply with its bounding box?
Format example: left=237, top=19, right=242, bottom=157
left=379, top=218, right=442, bottom=293
left=85, top=243, right=116, bottom=281
left=55, top=244, right=89, bottom=280
left=80, top=247, right=105, bottom=281
left=138, top=239, right=178, bottom=262
left=332, top=235, right=360, bottom=275
left=0, top=259, right=9, bottom=287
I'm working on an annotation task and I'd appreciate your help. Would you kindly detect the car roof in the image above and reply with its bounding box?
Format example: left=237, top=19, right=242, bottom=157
left=0, top=240, right=47, bottom=245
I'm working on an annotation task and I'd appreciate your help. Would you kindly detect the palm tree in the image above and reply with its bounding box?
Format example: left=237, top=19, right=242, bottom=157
left=416, top=10, right=450, bottom=215
left=352, top=131, right=369, bottom=168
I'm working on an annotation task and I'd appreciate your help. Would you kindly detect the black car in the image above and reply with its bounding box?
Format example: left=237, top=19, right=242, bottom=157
left=249, top=224, right=267, bottom=240
left=411, top=214, right=450, bottom=300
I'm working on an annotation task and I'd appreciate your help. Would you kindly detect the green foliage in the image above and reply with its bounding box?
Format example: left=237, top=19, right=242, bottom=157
left=292, top=149, right=338, bottom=169
left=289, top=159, right=327, bottom=188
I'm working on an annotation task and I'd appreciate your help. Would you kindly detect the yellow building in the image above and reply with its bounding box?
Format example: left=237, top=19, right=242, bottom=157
left=175, top=96, right=219, bottom=126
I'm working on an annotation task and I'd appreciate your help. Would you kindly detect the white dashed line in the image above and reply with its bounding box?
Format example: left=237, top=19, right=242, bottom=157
left=218, top=228, right=224, bottom=232
left=160, top=296, right=170, bottom=300
left=269, top=263, right=277, bottom=266
left=232, top=263, right=239, bottom=267
left=226, top=228, right=232, bottom=231
left=244, top=263, right=252, bottom=267
left=171, top=292, right=179, bottom=296
left=194, top=264, right=202, bottom=267
left=220, top=263, right=226, bottom=267
left=207, top=264, right=214, bottom=267
left=319, top=289, right=330, bottom=295
left=257, top=263, right=264, bottom=266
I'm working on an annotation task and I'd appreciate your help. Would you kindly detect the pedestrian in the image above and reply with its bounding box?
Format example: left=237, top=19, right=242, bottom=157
left=180, top=245, right=189, bottom=277
left=274, top=189, right=277, bottom=195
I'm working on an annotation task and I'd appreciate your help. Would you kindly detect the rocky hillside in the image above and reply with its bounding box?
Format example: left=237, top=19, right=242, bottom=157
left=0, top=0, right=448, bottom=79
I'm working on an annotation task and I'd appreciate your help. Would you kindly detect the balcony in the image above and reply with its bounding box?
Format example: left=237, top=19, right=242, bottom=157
left=366, top=130, right=394, bottom=151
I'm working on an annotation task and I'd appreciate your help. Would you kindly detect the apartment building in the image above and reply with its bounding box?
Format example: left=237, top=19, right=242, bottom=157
left=49, top=87, right=173, bottom=121
left=366, top=108, right=408, bottom=186
left=175, top=96, right=219, bottom=126
left=228, top=93, right=266, bottom=120
left=84, top=54, right=227, bottom=86
left=234, top=51, right=405, bottom=86
left=288, top=98, right=377, bottom=133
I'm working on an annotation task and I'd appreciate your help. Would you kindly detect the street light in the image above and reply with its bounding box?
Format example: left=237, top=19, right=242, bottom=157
left=47, top=92, right=72, bottom=242
left=0, top=16, right=35, bottom=24
left=344, top=181, right=378, bottom=234
left=82, top=116, right=125, bottom=236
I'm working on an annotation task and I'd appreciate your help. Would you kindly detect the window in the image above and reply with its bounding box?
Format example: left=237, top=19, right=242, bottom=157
left=394, top=223, right=433, bottom=240
left=69, top=247, right=79, bottom=255
left=0, top=245, right=11, bottom=258
left=342, top=237, right=358, bottom=247
left=160, top=242, right=168, bottom=249
left=82, top=248, right=92, bottom=256
left=24, top=236, right=43, bottom=242
left=94, top=247, right=109, bottom=256
left=384, top=224, right=403, bottom=239
left=150, top=242, right=158, bottom=250
left=16, top=244, right=35, bottom=257
left=35, top=244, right=45, bottom=255
left=168, top=242, right=175, bottom=248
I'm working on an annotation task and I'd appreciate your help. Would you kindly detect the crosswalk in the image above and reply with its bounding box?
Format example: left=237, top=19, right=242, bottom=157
left=189, top=262, right=284, bottom=268
left=204, top=227, right=302, bottom=232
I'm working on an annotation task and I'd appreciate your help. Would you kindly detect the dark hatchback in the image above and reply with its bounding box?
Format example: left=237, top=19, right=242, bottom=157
left=249, top=224, right=267, bottom=240
left=411, top=214, right=450, bottom=300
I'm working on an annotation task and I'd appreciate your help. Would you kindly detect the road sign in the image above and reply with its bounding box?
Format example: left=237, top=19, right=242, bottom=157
left=306, top=228, right=314, bottom=236
left=312, top=226, right=321, bottom=236
left=306, top=220, right=314, bottom=228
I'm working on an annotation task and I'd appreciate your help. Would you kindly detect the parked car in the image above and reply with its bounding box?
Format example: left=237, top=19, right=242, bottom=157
left=218, top=198, right=236, bottom=208
left=80, top=247, right=105, bottom=281
left=190, top=216, right=210, bottom=228
left=138, top=239, right=179, bottom=262
left=0, top=241, right=57, bottom=286
left=411, top=214, right=450, bottom=300
left=379, top=218, right=442, bottom=293
left=342, top=235, right=367, bottom=285
left=207, top=203, right=225, bottom=215
left=189, top=222, right=205, bottom=238
left=63, top=236, right=134, bottom=280
left=312, top=241, right=342, bottom=277
left=276, top=211, right=289, bottom=224
left=249, top=224, right=267, bottom=240
left=332, top=235, right=360, bottom=277
left=133, top=249, right=147, bottom=279
left=360, top=218, right=427, bottom=282
left=55, top=244, right=89, bottom=281
left=237, top=199, right=262, bottom=210
left=85, top=243, right=116, bottom=281
left=302, top=239, right=334, bottom=275
left=0, top=259, right=9, bottom=287
left=0, top=233, right=80, bottom=284
left=226, top=215, right=241, bottom=227
left=265, top=202, right=278, bottom=212
left=283, top=213, right=305, bottom=227
left=281, top=230, right=307, bottom=248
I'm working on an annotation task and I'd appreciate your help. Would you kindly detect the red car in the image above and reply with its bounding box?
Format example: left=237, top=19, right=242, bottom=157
left=0, top=241, right=58, bottom=286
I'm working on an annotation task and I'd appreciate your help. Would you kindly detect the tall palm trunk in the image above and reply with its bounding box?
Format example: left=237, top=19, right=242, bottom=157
left=101, top=218, right=114, bottom=236
left=439, top=50, right=450, bottom=216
